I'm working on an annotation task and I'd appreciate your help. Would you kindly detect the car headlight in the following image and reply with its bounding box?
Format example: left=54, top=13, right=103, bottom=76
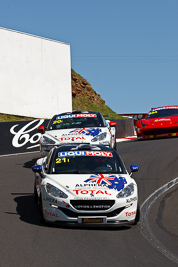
left=42, top=136, right=55, bottom=144
left=91, top=132, right=107, bottom=142
left=116, top=183, right=134, bottom=198
left=45, top=183, right=68, bottom=198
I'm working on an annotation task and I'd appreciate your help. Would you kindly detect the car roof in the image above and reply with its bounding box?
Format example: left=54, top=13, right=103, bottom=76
left=54, top=144, right=113, bottom=153
left=150, top=105, right=178, bottom=111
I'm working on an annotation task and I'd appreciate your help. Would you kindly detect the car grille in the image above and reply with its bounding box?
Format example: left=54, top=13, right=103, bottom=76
left=58, top=206, right=125, bottom=218
left=70, top=200, right=115, bottom=210
left=143, top=127, right=178, bottom=136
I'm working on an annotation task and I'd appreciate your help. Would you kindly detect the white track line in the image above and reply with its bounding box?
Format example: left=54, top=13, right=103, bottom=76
left=140, top=177, right=178, bottom=263
left=0, top=151, right=39, bottom=158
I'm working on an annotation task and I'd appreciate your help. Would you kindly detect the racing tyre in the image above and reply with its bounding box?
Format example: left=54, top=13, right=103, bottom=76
left=114, top=137, right=117, bottom=150
left=34, top=180, right=38, bottom=203
left=38, top=194, right=45, bottom=223
left=133, top=205, right=140, bottom=225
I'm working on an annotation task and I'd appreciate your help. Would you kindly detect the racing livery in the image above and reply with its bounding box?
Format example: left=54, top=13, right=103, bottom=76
left=38, top=110, right=117, bottom=156
left=32, top=144, right=139, bottom=226
left=136, top=105, right=178, bottom=139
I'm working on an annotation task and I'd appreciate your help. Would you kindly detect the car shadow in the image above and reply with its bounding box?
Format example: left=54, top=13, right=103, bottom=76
left=11, top=193, right=45, bottom=226
left=23, top=158, right=39, bottom=169
left=11, top=193, right=132, bottom=231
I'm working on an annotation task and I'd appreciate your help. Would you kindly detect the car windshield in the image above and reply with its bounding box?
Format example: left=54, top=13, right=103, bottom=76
left=51, top=150, right=127, bottom=174
left=146, top=108, right=178, bottom=119
left=48, top=114, right=104, bottom=130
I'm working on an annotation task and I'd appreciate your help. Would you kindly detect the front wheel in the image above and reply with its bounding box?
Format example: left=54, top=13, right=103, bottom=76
left=133, top=205, right=140, bottom=225
left=34, top=180, right=38, bottom=203
left=38, top=194, right=45, bottom=223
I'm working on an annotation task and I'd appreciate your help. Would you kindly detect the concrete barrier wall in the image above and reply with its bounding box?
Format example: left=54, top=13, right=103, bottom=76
left=113, top=119, right=134, bottom=138
left=0, top=27, right=72, bottom=119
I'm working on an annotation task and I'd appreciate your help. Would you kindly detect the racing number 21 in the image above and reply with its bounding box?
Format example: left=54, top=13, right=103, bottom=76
left=56, top=157, right=69, bottom=164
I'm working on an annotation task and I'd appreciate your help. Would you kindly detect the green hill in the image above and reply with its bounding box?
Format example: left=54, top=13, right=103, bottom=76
left=0, top=69, right=123, bottom=122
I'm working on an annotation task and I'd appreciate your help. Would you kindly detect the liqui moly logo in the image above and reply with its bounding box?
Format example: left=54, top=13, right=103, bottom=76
left=10, top=119, right=44, bottom=149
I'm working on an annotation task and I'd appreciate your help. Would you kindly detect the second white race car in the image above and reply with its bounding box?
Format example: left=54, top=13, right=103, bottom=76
left=38, top=110, right=117, bottom=156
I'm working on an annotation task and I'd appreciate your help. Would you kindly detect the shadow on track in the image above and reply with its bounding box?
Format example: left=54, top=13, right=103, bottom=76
left=23, top=158, right=39, bottom=169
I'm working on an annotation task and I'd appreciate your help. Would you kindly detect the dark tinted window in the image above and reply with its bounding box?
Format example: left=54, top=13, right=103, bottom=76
left=48, top=113, right=105, bottom=130
left=146, top=108, right=178, bottom=119
left=50, top=150, right=127, bottom=174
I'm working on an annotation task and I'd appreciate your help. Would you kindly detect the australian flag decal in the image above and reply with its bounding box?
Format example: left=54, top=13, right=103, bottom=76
left=69, top=128, right=101, bottom=137
left=84, top=174, right=127, bottom=191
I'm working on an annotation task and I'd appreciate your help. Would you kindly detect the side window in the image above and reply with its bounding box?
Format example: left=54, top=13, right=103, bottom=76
left=45, top=150, right=53, bottom=172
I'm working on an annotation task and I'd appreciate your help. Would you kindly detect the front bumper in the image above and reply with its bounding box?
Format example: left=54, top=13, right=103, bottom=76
left=137, top=129, right=178, bottom=140
left=41, top=190, right=138, bottom=226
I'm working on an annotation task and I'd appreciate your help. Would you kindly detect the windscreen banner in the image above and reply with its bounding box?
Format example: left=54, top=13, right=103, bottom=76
left=0, top=119, right=49, bottom=155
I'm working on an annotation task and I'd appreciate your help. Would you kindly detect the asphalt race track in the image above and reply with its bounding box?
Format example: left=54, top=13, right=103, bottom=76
left=0, top=138, right=178, bottom=267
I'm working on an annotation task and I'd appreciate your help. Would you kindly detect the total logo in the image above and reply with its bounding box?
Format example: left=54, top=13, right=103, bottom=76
left=73, top=189, right=111, bottom=195
left=125, top=211, right=136, bottom=217
left=44, top=209, right=59, bottom=217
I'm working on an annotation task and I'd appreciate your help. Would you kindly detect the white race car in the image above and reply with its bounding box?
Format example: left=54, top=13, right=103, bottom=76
left=32, top=144, right=140, bottom=227
left=37, top=110, right=117, bottom=156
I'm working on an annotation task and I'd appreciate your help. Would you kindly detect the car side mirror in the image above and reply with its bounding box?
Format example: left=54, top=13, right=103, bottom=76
left=37, top=125, right=45, bottom=133
left=109, top=121, right=117, bottom=127
left=32, top=165, right=42, bottom=173
left=129, top=164, right=139, bottom=175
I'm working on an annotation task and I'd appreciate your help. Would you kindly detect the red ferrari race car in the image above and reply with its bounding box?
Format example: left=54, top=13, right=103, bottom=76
left=136, top=105, right=178, bottom=140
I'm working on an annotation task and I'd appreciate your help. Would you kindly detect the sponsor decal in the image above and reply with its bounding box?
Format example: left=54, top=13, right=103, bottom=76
left=53, top=119, right=63, bottom=124
left=44, top=209, right=59, bottom=217
left=152, top=106, right=178, bottom=111
left=69, top=128, right=101, bottom=137
left=59, top=136, right=86, bottom=141
left=73, top=189, right=111, bottom=195
left=58, top=151, right=113, bottom=157
left=10, top=119, right=44, bottom=149
left=126, top=197, right=137, bottom=203
left=84, top=174, right=127, bottom=192
left=43, top=197, right=57, bottom=203
left=154, top=118, right=171, bottom=122
left=125, top=211, right=136, bottom=217
left=82, top=218, right=103, bottom=223
left=74, top=197, right=108, bottom=200
left=56, top=114, right=97, bottom=119
left=149, top=111, right=158, bottom=115
left=75, top=183, right=108, bottom=188
left=75, top=205, right=110, bottom=209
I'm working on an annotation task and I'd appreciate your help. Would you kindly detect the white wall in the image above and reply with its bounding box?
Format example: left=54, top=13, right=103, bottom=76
left=0, top=27, right=72, bottom=119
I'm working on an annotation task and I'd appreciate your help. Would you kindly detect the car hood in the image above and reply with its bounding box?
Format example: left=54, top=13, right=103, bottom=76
left=43, top=173, right=136, bottom=199
left=140, top=116, right=178, bottom=127
left=44, top=128, right=107, bottom=143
